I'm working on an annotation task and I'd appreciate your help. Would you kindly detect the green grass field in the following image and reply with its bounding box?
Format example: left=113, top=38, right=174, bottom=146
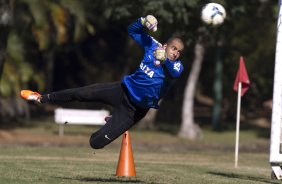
left=0, top=119, right=278, bottom=184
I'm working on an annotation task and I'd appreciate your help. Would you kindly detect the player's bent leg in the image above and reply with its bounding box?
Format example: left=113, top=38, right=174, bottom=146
left=89, top=95, right=148, bottom=149
left=89, top=119, right=135, bottom=149
left=89, top=113, right=133, bottom=149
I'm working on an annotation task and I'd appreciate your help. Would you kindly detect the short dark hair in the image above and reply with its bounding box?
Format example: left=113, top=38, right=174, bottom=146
left=166, top=37, right=184, bottom=47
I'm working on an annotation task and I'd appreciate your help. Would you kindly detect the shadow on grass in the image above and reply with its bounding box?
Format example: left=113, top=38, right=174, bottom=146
left=55, top=176, right=160, bottom=184
left=208, top=171, right=280, bottom=184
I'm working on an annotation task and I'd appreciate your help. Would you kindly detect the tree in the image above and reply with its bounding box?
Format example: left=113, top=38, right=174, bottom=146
left=0, top=0, right=13, bottom=80
left=0, top=0, right=95, bottom=120
left=0, top=0, right=16, bottom=119
left=178, top=35, right=204, bottom=139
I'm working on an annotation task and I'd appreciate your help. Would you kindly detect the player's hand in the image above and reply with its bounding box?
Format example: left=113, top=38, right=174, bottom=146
left=154, top=47, right=166, bottom=61
left=141, top=15, right=158, bottom=32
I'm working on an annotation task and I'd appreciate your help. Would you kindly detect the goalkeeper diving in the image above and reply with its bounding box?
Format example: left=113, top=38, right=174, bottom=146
left=20, top=15, right=184, bottom=149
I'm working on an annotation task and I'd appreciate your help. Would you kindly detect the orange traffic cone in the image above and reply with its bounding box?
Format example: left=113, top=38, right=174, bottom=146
left=115, top=131, right=136, bottom=177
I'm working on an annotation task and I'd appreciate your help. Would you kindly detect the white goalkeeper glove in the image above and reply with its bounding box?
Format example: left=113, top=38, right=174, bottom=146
left=154, top=47, right=166, bottom=61
left=141, top=15, right=158, bottom=32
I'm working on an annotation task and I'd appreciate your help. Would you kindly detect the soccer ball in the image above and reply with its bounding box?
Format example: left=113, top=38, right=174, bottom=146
left=201, top=3, right=226, bottom=26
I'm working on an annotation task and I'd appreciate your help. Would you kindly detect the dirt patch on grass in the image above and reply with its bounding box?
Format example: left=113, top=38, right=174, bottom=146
left=0, top=128, right=269, bottom=153
left=0, top=129, right=91, bottom=147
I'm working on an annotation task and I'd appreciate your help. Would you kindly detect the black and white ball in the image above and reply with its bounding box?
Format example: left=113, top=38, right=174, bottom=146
left=201, top=3, right=226, bottom=26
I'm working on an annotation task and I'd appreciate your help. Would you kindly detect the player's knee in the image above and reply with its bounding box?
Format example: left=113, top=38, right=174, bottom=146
left=89, top=134, right=105, bottom=149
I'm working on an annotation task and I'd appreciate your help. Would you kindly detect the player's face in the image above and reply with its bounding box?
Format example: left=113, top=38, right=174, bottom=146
left=163, top=40, right=184, bottom=61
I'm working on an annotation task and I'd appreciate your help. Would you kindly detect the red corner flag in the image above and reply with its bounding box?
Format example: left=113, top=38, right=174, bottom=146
left=233, top=56, right=250, bottom=96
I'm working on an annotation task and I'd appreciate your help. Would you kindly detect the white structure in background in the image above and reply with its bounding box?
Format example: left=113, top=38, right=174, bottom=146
left=270, top=0, right=282, bottom=180
left=55, top=108, right=109, bottom=136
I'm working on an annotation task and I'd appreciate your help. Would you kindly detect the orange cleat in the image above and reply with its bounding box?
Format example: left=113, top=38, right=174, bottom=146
left=20, top=90, right=42, bottom=103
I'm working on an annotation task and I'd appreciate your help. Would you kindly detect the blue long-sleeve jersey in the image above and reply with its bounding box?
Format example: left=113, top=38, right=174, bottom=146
left=122, top=18, right=184, bottom=109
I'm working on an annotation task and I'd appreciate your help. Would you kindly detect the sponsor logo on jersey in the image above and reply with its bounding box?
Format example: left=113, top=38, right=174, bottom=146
left=140, top=62, right=154, bottom=78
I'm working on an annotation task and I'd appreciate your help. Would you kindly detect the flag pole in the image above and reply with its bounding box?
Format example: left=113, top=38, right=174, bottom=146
left=235, top=82, right=242, bottom=168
